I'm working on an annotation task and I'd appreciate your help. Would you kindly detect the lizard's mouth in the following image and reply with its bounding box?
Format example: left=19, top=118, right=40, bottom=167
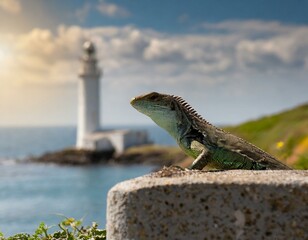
left=130, top=96, right=147, bottom=108
left=130, top=97, right=145, bottom=113
left=130, top=97, right=136, bottom=105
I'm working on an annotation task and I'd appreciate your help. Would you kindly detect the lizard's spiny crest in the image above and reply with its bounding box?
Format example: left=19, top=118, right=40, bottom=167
left=171, top=94, right=208, bottom=123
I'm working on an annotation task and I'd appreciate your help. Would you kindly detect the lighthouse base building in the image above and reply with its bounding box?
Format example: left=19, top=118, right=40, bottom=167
left=76, top=41, right=149, bottom=154
left=80, top=129, right=149, bottom=154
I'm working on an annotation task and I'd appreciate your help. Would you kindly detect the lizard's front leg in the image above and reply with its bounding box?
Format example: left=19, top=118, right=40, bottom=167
left=188, top=140, right=212, bottom=170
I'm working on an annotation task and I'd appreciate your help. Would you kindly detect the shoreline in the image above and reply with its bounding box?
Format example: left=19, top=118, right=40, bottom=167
left=27, top=144, right=192, bottom=168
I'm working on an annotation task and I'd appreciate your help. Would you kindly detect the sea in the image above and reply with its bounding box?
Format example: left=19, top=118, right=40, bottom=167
left=0, top=125, right=176, bottom=236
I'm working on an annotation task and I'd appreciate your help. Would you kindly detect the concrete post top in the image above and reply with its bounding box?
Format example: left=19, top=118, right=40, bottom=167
left=107, top=167, right=308, bottom=240
left=111, top=167, right=308, bottom=192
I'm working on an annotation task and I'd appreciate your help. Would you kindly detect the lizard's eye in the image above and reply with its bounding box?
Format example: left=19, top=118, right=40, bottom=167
left=149, top=95, right=157, bottom=100
left=149, top=94, right=158, bottom=101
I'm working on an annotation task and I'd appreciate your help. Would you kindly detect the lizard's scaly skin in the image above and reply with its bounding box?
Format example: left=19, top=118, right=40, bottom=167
left=130, top=92, right=291, bottom=170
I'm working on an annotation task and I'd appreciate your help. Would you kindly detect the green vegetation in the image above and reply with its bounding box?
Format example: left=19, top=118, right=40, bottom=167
left=293, top=155, right=308, bottom=170
left=0, top=217, right=106, bottom=240
left=225, top=103, right=308, bottom=169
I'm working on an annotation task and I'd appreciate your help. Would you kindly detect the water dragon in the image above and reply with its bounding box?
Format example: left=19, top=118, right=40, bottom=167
left=130, top=92, right=291, bottom=170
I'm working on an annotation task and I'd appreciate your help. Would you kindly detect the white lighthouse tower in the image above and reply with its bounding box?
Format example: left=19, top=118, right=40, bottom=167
left=76, top=41, right=149, bottom=153
left=77, top=41, right=101, bottom=148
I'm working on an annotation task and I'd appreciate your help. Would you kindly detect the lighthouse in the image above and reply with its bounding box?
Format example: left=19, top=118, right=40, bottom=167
left=76, top=41, right=149, bottom=153
left=76, top=41, right=101, bottom=148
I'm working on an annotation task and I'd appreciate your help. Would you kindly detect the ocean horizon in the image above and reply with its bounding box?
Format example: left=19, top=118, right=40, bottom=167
left=0, top=125, right=176, bottom=160
left=0, top=125, right=176, bottom=235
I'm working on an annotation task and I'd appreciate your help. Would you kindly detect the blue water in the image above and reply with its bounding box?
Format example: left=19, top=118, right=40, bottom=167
left=0, top=126, right=176, bottom=236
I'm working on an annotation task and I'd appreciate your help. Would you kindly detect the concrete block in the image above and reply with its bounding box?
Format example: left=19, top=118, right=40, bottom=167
left=107, top=168, right=308, bottom=240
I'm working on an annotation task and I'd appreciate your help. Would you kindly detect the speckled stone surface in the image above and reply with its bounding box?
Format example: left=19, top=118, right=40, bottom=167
left=107, top=168, right=308, bottom=240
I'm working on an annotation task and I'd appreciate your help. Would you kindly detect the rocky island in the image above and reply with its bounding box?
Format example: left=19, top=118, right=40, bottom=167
left=28, top=144, right=192, bottom=168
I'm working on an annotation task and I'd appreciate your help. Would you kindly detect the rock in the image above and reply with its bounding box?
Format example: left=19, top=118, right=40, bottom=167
left=28, top=148, right=114, bottom=165
left=107, top=168, right=308, bottom=240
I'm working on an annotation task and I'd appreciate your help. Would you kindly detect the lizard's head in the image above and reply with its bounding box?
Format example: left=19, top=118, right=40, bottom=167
left=130, top=92, right=179, bottom=135
left=130, top=92, right=177, bottom=116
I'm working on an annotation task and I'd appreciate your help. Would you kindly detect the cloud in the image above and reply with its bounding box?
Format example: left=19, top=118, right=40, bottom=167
left=1, top=20, right=307, bottom=90
left=202, top=20, right=294, bottom=35
left=74, top=1, right=130, bottom=22
left=1, top=20, right=307, bottom=125
left=0, top=26, right=84, bottom=87
left=97, top=0, right=130, bottom=18
left=0, top=0, right=21, bottom=14
left=202, top=20, right=308, bottom=71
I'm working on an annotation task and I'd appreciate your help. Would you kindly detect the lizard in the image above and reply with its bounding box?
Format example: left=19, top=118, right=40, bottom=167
left=130, top=92, right=291, bottom=170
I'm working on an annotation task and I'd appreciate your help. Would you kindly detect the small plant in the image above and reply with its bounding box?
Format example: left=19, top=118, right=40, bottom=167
left=0, top=217, right=106, bottom=240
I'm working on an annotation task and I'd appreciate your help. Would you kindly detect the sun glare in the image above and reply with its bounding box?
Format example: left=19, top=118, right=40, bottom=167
left=0, top=45, right=12, bottom=68
left=0, top=44, right=11, bottom=63
left=0, top=47, right=7, bottom=63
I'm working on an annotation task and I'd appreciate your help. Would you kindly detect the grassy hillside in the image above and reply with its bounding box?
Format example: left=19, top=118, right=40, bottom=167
left=225, top=103, right=308, bottom=169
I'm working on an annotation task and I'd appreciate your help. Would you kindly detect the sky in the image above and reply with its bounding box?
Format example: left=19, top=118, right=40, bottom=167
left=0, top=0, right=307, bottom=126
